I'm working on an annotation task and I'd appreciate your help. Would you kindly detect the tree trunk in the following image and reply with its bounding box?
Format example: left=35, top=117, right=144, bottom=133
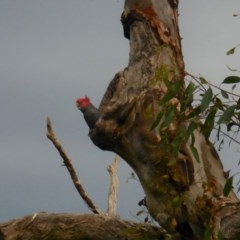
left=88, top=0, right=240, bottom=239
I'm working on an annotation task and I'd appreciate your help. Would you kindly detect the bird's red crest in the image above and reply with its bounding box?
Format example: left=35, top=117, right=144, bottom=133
left=76, top=96, right=90, bottom=109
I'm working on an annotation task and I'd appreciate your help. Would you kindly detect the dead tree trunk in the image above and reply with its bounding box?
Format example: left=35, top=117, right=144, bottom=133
left=88, top=0, right=240, bottom=239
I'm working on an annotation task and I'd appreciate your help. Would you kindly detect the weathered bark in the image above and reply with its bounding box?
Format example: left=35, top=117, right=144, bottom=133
left=0, top=213, right=167, bottom=240
left=87, top=0, right=240, bottom=239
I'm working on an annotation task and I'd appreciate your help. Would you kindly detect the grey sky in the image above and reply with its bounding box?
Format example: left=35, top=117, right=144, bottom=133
left=0, top=1, right=239, bottom=222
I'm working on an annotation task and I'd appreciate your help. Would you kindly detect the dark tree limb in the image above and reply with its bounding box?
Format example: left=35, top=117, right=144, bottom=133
left=46, top=117, right=103, bottom=215
left=0, top=213, right=168, bottom=240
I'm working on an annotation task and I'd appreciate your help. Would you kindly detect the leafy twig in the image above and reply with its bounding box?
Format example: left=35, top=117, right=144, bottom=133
left=186, top=72, right=240, bottom=98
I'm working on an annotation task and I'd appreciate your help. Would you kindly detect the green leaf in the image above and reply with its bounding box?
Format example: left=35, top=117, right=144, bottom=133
left=151, top=111, right=164, bottom=130
left=185, top=81, right=196, bottom=95
left=222, top=76, right=240, bottom=84
left=199, top=76, right=208, bottom=84
left=181, top=82, right=196, bottom=111
left=171, top=136, right=182, bottom=151
left=171, top=80, right=182, bottom=94
left=237, top=98, right=240, bottom=110
left=190, top=134, right=200, bottom=163
left=223, top=176, right=233, bottom=197
left=232, top=84, right=236, bottom=91
left=171, top=129, right=185, bottom=157
left=159, top=92, right=175, bottom=105
left=218, top=105, right=236, bottom=124
left=201, top=88, right=213, bottom=112
left=202, top=108, right=217, bottom=139
left=214, top=98, right=224, bottom=110
left=160, top=107, right=175, bottom=129
left=185, top=106, right=201, bottom=119
left=186, top=121, right=198, bottom=140
left=190, top=145, right=200, bottom=163
left=159, top=80, right=182, bottom=105
left=226, top=47, right=236, bottom=55
left=220, top=90, right=229, bottom=99
left=217, top=125, right=221, bottom=141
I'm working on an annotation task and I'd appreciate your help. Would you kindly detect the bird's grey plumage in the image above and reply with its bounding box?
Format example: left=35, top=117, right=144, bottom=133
left=80, top=103, right=100, bottom=129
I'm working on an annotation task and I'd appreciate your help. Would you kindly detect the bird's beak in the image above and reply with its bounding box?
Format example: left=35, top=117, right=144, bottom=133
left=76, top=101, right=81, bottom=109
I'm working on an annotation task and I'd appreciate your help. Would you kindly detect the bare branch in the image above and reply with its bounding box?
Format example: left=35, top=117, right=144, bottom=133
left=214, top=127, right=240, bottom=145
left=107, top=156, right=120, bottom=217
left=46, top=117, right=103, bottom=215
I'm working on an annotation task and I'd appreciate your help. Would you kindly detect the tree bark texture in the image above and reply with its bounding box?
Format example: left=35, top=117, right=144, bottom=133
left=0, top=213, right=166, bottom=240
left=88, top=0, right=240, bottom=239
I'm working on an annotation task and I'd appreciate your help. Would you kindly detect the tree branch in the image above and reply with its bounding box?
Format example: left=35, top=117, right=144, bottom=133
left=0, top=213, right=168, bottom=240
left=46, top=117, right=103, bottom=215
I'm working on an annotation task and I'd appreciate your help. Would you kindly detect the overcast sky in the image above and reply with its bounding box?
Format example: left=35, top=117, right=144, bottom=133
left=0, top=1, right=239, bottom=223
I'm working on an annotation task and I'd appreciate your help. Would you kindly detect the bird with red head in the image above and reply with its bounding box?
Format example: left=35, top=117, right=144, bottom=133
left=76, top=96, right=100, bottom=129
